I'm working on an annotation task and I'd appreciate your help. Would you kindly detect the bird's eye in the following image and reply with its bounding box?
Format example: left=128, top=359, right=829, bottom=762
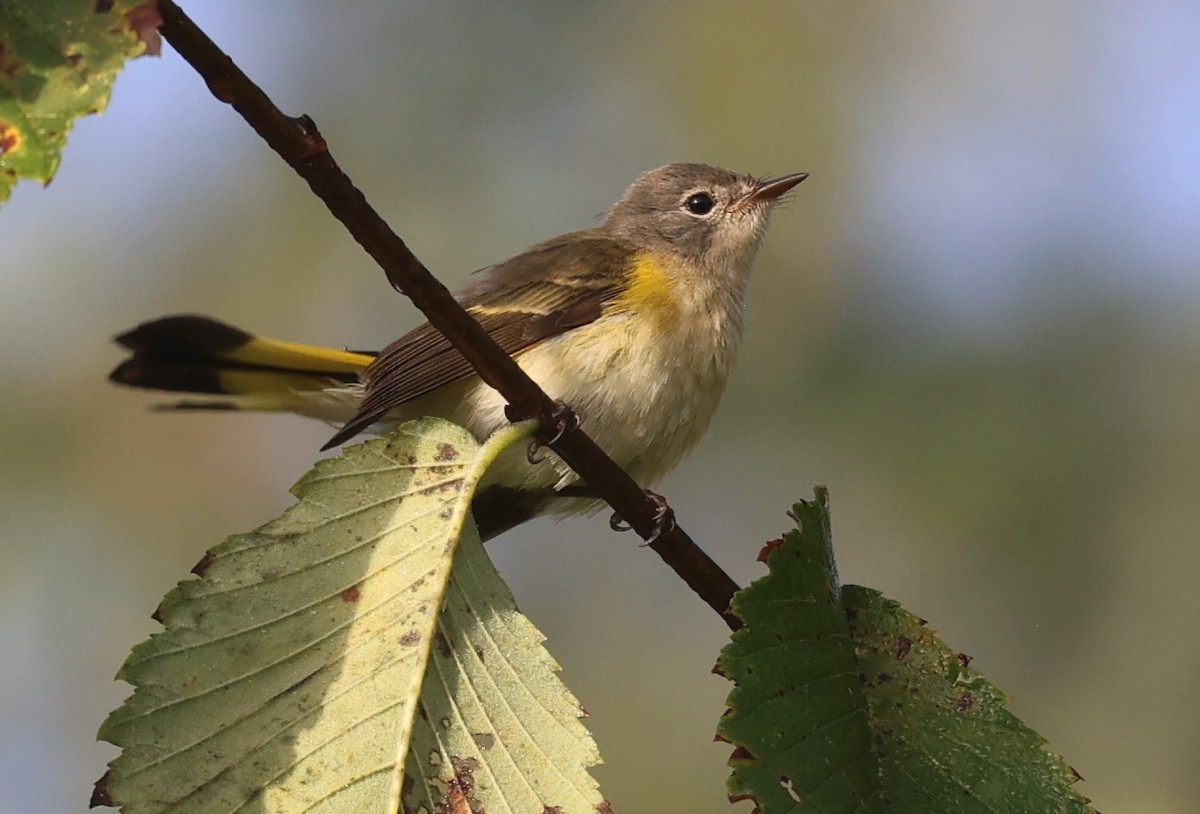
left=684, top=192, right=715, bottom=215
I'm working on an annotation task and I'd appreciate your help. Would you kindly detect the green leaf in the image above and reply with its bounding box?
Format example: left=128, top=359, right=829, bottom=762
left=0, top=0, right=155, bottom=203
left=97, top=418, right=605, bottom=813
left=718, top=488, right=882, bottom=813
left=403, top=511, right=604, bottom=813
left=719, top=490, right=1093, bottom=813
left=846, top=586, right=1094, bottom=813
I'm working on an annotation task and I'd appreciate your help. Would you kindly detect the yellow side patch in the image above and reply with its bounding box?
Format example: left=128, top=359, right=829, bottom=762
left=613, top=252, right=679, bottom=332
left=225, top=337, right=374, bottom=374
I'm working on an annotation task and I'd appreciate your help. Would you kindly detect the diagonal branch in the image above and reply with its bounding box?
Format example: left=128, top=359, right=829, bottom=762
left=153, top=0, right=743, bottom=630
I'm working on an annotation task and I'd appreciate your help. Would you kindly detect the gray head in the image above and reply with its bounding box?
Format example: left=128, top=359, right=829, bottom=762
left=602, top=163, right=807, bottom=274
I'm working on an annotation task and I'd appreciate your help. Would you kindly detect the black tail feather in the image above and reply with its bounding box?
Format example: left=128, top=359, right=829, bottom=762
left=110, top=315, right=362, bottom=395
left=109, top=358, right=228, bottom=394
left=114, top=315, right=255, bottom=357
left=110, top=315, right=258, bottom=394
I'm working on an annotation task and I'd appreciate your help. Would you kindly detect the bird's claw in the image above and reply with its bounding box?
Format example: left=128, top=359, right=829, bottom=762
left=609, top=490, right=676, bottom=544
left=609, top=513, right=632, bottom=533
left=523, top=400, right=579, bottom=464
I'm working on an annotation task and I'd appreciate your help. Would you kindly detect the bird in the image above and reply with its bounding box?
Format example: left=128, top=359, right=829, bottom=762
left=110, top=163, right=806, bottom=538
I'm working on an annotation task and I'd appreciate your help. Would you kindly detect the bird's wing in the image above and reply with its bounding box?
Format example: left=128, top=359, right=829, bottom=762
left=322, top=230, right=633, bottom=448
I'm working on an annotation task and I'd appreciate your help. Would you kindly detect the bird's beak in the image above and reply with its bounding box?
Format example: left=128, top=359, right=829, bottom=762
left=738, top=172, right=809, bottom=209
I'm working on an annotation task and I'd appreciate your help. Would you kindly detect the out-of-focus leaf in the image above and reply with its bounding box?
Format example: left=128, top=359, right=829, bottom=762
left=0, top=0, right=158, bottom=203
left=97, top=418, right=603, bottom=813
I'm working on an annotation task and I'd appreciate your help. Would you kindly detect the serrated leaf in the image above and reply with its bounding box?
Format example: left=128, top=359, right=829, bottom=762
left=845, top=586, right=1095, bottom=813
left=97, top=418, right=603, bottom=813
left=0, top=0, right=156, bottom=203
left=719, top=490, right=1094, bottom=814
left=718, top=488, right=882, bottom=814
left=403, top=521, right=605, bottom=813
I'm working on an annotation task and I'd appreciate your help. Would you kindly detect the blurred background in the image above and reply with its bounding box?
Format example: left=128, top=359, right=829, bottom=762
left=3, top=1, right=1198, bottom=811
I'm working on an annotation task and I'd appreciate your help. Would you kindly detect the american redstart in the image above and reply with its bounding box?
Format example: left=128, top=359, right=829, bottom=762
left=110, top=163, right=806, bottom=537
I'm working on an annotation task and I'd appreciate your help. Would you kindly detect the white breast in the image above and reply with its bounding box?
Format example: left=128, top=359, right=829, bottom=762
left=450, top=274, right=747, bottom=494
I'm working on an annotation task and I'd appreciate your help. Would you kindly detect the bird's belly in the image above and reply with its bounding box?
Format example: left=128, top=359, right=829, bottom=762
left=449, top=313, right=737, bottom=492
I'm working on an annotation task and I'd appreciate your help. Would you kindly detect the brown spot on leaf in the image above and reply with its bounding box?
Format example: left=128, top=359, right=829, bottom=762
left=0, top=44, right=21, bottom=77
left=443, top=780, right=471, bottom=814
left=399, top=630, right=421, bottom=647
left=0, top=121, right=21, bottom=155
left=543, top=807, right=563, bottom=814
left=191, top=550, right=216, bottom=577
left=756, top=537, right=784, bottom=562
left=90, top=770, right=113, bottom=807
left=125, top=2, right=163, bottom=56
left=436, top=631, right=452, bottom=657
left=595, top=802, right=614, bottom=814
left=340, top=585, right=361, bottom=603
left=895, top=636, right=914, bottom=660
left=438, top=758, right=478, bottom=814
left=957, top=651, right=973, bottom=667
left=956, top=690, right=975, bottom=711
left=729, top=745, right=755, bottom=762
left=93, top=0, right=114, bottom=12
left=434, top=443, right=459, bottom=462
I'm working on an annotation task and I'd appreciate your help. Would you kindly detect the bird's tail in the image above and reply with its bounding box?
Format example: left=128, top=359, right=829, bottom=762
left=112, top=316, right=575, bottom=540
left=108, top=315, right=375, bottom=421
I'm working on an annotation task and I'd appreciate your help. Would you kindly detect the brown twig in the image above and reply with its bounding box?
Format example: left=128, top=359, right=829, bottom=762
left=154, top=0, right=744, bottom=630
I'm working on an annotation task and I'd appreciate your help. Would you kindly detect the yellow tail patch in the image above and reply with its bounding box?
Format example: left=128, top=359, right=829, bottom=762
left=223, top=337, right=374, bottom=374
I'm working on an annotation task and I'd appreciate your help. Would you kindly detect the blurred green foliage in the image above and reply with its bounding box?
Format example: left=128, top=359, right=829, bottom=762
left=0, top=0, right=151, bottom=201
